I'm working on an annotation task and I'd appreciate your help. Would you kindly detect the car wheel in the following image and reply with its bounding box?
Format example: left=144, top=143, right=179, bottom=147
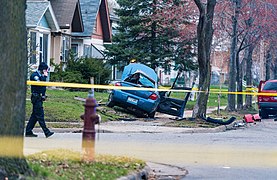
left=148, top=111, right=156, bottom=118
left=259, top=109, right=269, bottom=119
left=106, top=94, right=115, bottom=108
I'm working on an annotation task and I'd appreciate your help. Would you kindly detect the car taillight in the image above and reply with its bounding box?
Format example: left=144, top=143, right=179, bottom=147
left=258, top=95, right=273, bottom=102
left=149, top=93, right=158, bottom=100
left=115, top=82, right=121, bottom=86
left=262, top=97, right=270, bottom=101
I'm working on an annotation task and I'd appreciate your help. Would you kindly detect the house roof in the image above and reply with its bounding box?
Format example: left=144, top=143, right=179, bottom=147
left=50, top=0, right=84, bottom=32
left=99, top=0, right=111, bottom=42
left=26, top=1, right=60, bottom=32
left=72, top=0, right=101, bottom=37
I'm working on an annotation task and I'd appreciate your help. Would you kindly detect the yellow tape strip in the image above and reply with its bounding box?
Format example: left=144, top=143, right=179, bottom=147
left=27, top=81, right=277, bottom=96
left=0, top=137, right=24, bottom=158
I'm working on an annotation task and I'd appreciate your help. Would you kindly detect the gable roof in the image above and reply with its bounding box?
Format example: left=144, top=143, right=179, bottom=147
left=99, top=0, right=111, bottom=42
left=73, top=0, right=101, bottom=37
left=50, top=0, right=84, bottom=32
left=26, top=1, right=60, bottom=32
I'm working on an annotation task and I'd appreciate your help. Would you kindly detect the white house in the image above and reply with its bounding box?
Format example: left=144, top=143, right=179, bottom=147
left=26, top=0, right=60, bottom=70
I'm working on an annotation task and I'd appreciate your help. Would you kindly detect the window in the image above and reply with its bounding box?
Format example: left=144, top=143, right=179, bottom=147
left=61, top=36, right=70, bottom=62
left=29, top=32, right=37, bottom=64
left=139, top=73, right=155, bottom=88
left=71, top=44, right=78, bottom=55
left=43, top=34, right=48, bottom=63
left=84, top=44, right=92, bottom=57
left=39, top=33, right=48, bottom=64
left=263, top=82, right=277, bottom=91
left=125, top=73, right=155, bottom=88
left=164, top=66, right=171, bottom=75
left=71, top=44, right=79, bottom=59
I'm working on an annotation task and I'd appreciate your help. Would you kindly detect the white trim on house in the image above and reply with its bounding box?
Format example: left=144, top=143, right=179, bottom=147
left=72, top=37, right=106, bottom=59
left=28, top=29, right=51, bottom=71
left=39, top=3, right=60, bottom=32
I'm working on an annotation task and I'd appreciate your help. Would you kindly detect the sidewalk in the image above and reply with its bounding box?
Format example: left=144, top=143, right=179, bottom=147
left=31, top=108, right=230, bottom=134
left=96, top=120, right=228, bottom=134
left=102, top=107, right=227, bottom=133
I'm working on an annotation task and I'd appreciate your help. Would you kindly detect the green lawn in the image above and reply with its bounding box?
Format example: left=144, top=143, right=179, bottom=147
left=169, top=91, right=228, bottom=110
left=27, top=149, right=145, bottom=180
left=26, top=88, right=118, bottom=123
left=26, top=86, right=257, bottom=124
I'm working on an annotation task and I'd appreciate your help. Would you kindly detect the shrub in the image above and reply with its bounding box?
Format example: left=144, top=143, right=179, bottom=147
left=50, top=56, right=111, bottom=85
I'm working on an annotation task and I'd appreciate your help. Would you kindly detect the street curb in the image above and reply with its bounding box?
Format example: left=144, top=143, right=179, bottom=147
left=117, top=162, right=189, bottom=180
left=32, top=124, right=230, bottom=134
left=117, top=166, right=151, bottom=180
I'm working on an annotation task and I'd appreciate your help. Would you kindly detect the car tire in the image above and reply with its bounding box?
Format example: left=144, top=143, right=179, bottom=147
left=106, top=94, right=115, bottom=108
left=259, top=109, right=269, bottom=119
left=148, top=111, right=156, bottom=118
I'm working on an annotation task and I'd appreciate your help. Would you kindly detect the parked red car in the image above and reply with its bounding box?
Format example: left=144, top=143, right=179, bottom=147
left=258, top=79, right=277, bottom=118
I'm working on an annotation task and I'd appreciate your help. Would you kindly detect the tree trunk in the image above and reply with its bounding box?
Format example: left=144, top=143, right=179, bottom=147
left=227, top=0, right=241, bottom=111
left=236, top=52, right=243, bottom=110
left=265, top=47, right=272, bottom=80
left=0, top=0, right=32, bottom=178
left=192, top=0, right=216, bottom=118
left=150, top=0, right=157, bottom=69
left=244, top=43, right=255, bottom=108
left=243, top=14, right=255, bottom=109
left=272, top=49, right=277, bottom=79
left=236, top=35, right=247, bottom=111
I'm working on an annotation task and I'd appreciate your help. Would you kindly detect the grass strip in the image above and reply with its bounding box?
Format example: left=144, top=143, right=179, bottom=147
left=27, top=149, right=145, bottom=180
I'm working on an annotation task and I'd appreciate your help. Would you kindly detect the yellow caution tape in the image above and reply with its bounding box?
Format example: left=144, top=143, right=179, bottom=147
left=245, top=87, right=258, bottom=91
left=0, top=136, right=24, bottom=158
left=27, top=81, right=277, bottom=96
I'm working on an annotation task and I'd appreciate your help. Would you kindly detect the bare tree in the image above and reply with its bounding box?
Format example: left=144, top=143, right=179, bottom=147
left=265, top=45, right=272, bottom=81
left=107, top=0, right=119, bottom=14
left=227, top=0, right=241, bottom=111
left=0, top=0, right=32, bottom=178
left=192, top=0, right=217, bottom=118
left=274, top=49, right=277, bottom=79
left=244, top=42, right=255, bottom=108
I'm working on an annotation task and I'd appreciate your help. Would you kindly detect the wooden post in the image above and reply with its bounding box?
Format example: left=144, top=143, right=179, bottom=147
left=90, top=77, right=94, bottom=97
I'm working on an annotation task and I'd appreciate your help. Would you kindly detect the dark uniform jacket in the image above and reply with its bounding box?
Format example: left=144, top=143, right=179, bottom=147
left=30, top=71, right=46, bottom=96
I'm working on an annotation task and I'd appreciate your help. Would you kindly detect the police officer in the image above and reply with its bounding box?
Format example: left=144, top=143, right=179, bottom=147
left=25, top=62, right=54, bottom=138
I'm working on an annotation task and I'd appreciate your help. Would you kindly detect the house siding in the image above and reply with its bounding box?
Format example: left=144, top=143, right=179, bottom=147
left=72, top=0, right=111, bottom=59
left=51, top=35, right=62, bottom=64
left=92, top=12, right=103, bottom=40
left=39, top=15, right=50, bottom=28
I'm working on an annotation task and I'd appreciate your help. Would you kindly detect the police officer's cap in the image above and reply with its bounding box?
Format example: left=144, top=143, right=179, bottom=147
left=38, top=62, right=48, bottom=70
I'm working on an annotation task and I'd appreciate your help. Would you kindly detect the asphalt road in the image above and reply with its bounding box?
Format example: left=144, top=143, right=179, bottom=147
left=24, top=118, right=277, bottom=179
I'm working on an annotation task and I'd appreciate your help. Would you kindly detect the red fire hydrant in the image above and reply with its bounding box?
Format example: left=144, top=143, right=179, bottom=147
left=80, top=92, right=99, bottom=162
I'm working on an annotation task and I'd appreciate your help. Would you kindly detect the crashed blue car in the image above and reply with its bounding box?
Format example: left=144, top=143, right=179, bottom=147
left=106, top=63, right=160, bottom=118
